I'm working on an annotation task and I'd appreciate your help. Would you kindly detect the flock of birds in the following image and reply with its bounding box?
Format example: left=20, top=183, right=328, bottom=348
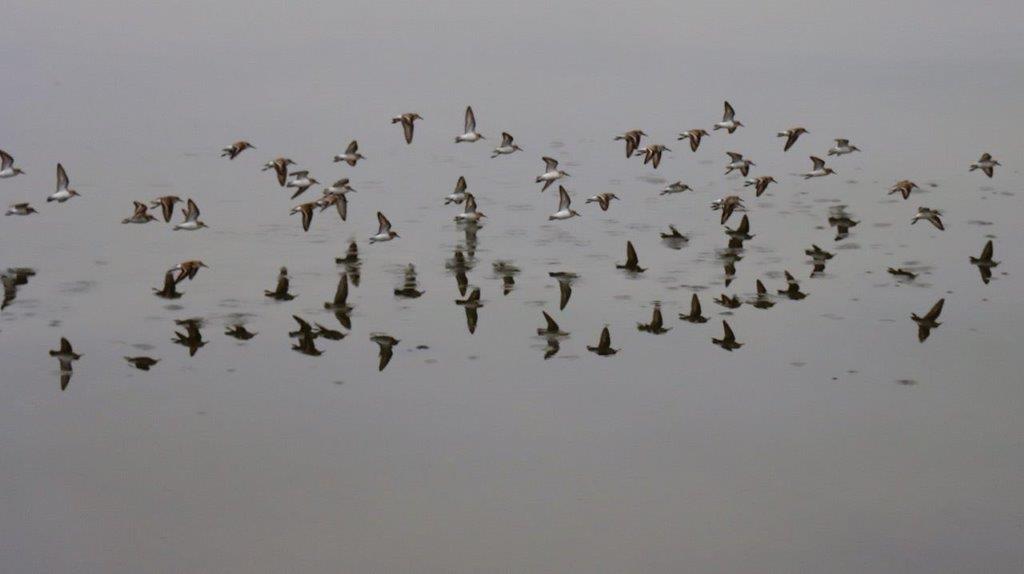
left=0, top=101, right=1007, bottom=386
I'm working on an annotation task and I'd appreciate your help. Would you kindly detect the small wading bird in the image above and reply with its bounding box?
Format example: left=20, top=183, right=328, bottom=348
left=712, top=321, right=742, bottom=351
left=262, top=157, right=295, bottom=186
left=911, top=298, right=944, bottom=342
left=585, top=192, right=619, bottom=211
left=454, top=106, right=484, bottom=142
left=49, top=337, right=82, bottom=391
left=635, top=143, right=670, bottom=169
left=828, top=138, right=860, bottom=156
left=265, top=267, right=296, bottom=301
left=122, top=201, right=157, bottom=224
left=745, top=175, right=776, bottom=197
left=714, top=101, right=743, bottom=133
left=616, top=241, right=645, bottom=273
left=801, top=156, right=836, bottom=179
left=6, top=203, right=37, bottom=216
left=637, top=304, right=671, bottom=334
left=678, top=128, right=709, bottom=152
left=537, top=156, right=569, bottom=192
left=369, top=212, right=399, bottom=242
left=911, top=207, right=944, bottom=230
left=221, top=140, right=254, bottom=159
left=724, top=152, right=754, bottom=177
left=0, top=150, right=26, bottom=178
left=333, top=141, right=365, bottom=166
left=969, top=153, right=999, bottom=178
left=392, top=113, right=422, bottom=144
left=150, top=195, right=182, bottom=222
left=549, top=186, right=580, bottom=221
left=889, top=180, right=918, bottom=200
left=173, top=199, right=207, bottom=230
left=492, top=132, right=522, bottom=157
left=777, top=127, right=808, bottom=151
left=615, top=129, right=646, bottom=158
left=47, top=164, right=80, bottom=203
left=587, top=326, right=618, bottom=356
left=679, top=294, right=709, bottom=323
left=285, top=170, right=318, bottom=199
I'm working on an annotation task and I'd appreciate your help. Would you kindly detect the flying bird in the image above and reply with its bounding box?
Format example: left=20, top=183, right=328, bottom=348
left=549, top=186, right=581, bottom=220
left=221, top=140, right=255, bottom=159
left=392, top=113, right=422, bottom=144
left=454, top=106, right=484, bottom=142
left=333, top=141, right=365, bottom=166
left=47, top=164, right=80, bottom=203
left=777, top=127, right=808, bottom=151
left=536, top=157, right=569, bottom=192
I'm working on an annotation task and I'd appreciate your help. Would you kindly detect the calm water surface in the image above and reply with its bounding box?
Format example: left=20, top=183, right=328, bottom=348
left=2, top=1, right=1023, bottom=572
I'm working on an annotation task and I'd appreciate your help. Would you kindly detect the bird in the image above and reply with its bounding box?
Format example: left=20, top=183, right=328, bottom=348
left=454, top=106, right=484, bottom=142
left=724, top=152, right=754, bottom=177
left=264, top=267, right=296, bottom=300
left=444, top=176, right=470, bottom=205
left=122, top=201, right=158, bottom=224
left=225, top=325, right=258, bottom=340
left=170, top=260, right=208, bottom=284
left=969, top=153, right=999, bottom=178
left=680, top=294, right=710, bottom=323
left=285, top=170, right=318, bottom=199
left=0, top=150, right=26, bottom=179
left=446, top=248, right=472, bottom=295
left=714, top=293, right=742, bottom=309
left=172, top=199, right=207, bottom=230
left=777, top=271, right=808, bottom=300
left=805, top=244, right=834, bottom=260
left=637, top=304, right=671, bottom=334
left=970, top=240, right=999, bottom=284
left=536, top=157, right=569, bottom=192
left=889, top=180, right=919, bottom=200
left=585, top=192, right=619, bottom=210
left=336, top=241, right=360, bottom=265
left=324, top=177, right=355, bottom=195
left=537, top=311, right=568, bottom=337
left=714, top=101, right=743, bottom=133
left=801, top=156, right=836, bottom=179
left=549, top=186, right=581, bottom=220
left=394, top=264, right=424, bottom=299
left=125, top=356, right=159, bottom=371
left=369, top=211, right=399, bottom=242
left=828, top=138, right=860, bottom=156
left=392, top=113, right=423, bottom=144
left=262, top=157, right=295, bottom=186
left=635, top=144, right=670, bottom=169
left=47, top=164, right=80, bottom=203
left=615, top=129, right=646, bottom=158
left=317, top=191, right=348, bottom=222
left=660, top=225, right=688, bottom=241
left=491, top=132, right=523, bottom=157
left=712, top=195, right=744, bottom=225
left=587, top=326, right=618, bottom=356
left=493, top=261, right=520, bottom=295
left=911, top=207, right=945, bottom=230
left=749, top=280, right=775, bottom=309
left=150, top=196, right=182, bottom=222
left=333, top=141, right=365, bottom=166
left=5, top=203, right=37, bottom=216
left=221, top=140, right=255, bottom=159
left=153, top=271, right=182, bottom=299
left=828, top=207, right=859, bottom=240
left=725, top=214, right=754, bottom=242
left=911, top=298, right=944, bottom=342
left=49, top=337, right=81, bottom=390
left=661, top=181, right=692, bottom=195
left=371, top=334, right=399, bottom=371
left=290, top=201, right=317, bottom=232
left=777, top=127, right=809, bottom=151
left=677, top=128, right=709, bottom=152
left=712, top=321, right=743, bottom=351
left=292, top=329, right=322, bottom=357
left=616, top=241, right=645, bottom=273
left=745, top=175, right=776, bottom=198
left=454, top=193, right=486, bottom=223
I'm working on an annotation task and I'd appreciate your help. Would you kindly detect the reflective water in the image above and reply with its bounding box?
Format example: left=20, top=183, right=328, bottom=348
left=2, top=1, right=1023, bottom=572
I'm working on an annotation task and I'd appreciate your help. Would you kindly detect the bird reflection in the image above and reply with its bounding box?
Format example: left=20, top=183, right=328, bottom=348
left=587, top=326, right=618, bottom=356
left=49, top=337, right=81, bottom=390
left=455, top=287, right=483, bottom=334
left=537, top=311, right=569, bottom=359
left=725, top=214, right=754, bottom=249
left=493, top=260, right=520, bottom=295
left=637, top=303, right=671, bottom=334
left=335, top=241, right=361, bottom=286
left=616, top=241, right=646, bottom=273
left=125, top=356, right=159, bottom=371
left=777, top=271, right=808, bottom=300
left=680, top=293, right=709, bottom=323
left=264, top=266, right=296, bottom=301
left=289, top=316, right=322, bottom=356
left=446, top=248, right=473, bottom=295
left=394, top=264, right=424, bottom=299
left=718, top=251, right=742, bottom=287
left=324, top=272, right=353, bottom=328
left=969, top=240, right=999, bottom=285
left=549, top=272, right=577, bottom=310
left=153, top=270, right=182, bottom=300
left=712, top=320, right=743, bottom=351
left=173, top=318, right=207, bottom=356
left=911, top=298, right=944, bottom=342
left=462, top=222, right=480, bottom=259
left=888, top=267, right=917, bottom=280
left=371, top=334, right=399, bottom=371
left=749, top=280, right=775, bottom=309
left=714, top=293, right=742, bottom=309
left=659, top=225, right=688, bottom=250
left=805, top=244, right=833, bottom=277
left=1, top=267, right=34, bottom=310
left=828, top=206, right=859, bottom=241
left=225, top=324, right=258, bottom=340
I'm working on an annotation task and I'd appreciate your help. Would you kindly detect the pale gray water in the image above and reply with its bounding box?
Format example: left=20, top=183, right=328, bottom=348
left=2, top=1, right=1023, bottom=572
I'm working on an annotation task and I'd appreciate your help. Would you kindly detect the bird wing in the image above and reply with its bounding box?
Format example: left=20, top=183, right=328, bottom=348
left=59, top=337, right=73, bottom=353
left=464, top=193, right=477, bottom=213
left=464, top=106, right=476, bottom=132
left=557, top=186, right=571, bottom=211
left=599, top=327, right=611, bottom=349
left=625, top=241, right=639, bottom=267
left=756, top=279, right=767, bottom=295
left=810, top=156, right=825, bottom=170
left=784, top=131, right=799, bottom=151
left=185, top=198, right=200, bottom=221
left=723, top=101, right=735, bottom=121
left=56, top=163, right=69, bottom=191
left=0, top=150, right=12, bottom=170
left=691, top=293, right=702, bottom=316
left=542, top=156, right=559, bottom=171
left=542, top=311, right=559, bottom=332
left=377, top=211, right=391, bottom=234
left=454, top=176, right=467, bottom=194
left=402, top=119, right=414, bottom=144
left=980, top=240, right=994, bottom=261
left=726, top=151, right=743, bottom=162
left=924, top=298, right=945, bottom=321
left=274, top=162, right=288, bottom=186
left=501, top=132, right=513, bottom=146
left=334, top=273, right=349, bottom=304
left=722, top=321, right=735, bottom=341
left=335, top=194, right=347, bottom=221
left=346, top=140, right=359, bottom=154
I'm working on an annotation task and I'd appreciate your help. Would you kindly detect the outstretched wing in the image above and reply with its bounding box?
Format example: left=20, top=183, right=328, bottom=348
left=454, top=176, right=467, bottom=194
left=402, top=119, right=414, bottom=144
left=0, top=150, right=12, bottom=170
left=542, top=156, right=559, bottom=172
left=377, top=211, right=391, bottom=234
left=56, top=163, right=69, bottom=191
left=599, top=326, right=611, bottom=349
left=557, top=186, right=571, bottom=211
left=346, top=140, right=359, bottom=154
left=810, top=156, right=826, bottom=170
left=722, top=321, right=735, bottom=341
left=542, top=311, right=559, bottom=332
left=625, top=241, right=639, bottom=267
left=464, top=106, right=476, bottom=132
left=722, top=101, right=735, bottom=121
left=501, top=132, right=513, bottom=146
left=691, top=293, right=702, bottom=316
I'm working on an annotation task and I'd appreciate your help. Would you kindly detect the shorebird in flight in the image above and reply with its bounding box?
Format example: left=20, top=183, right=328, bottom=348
left=6, top=203, right=37, bottom=216
left=262, top=157, right=295, bottom=186
left=0, top=150, right=25, bottom=179
left=724, top=152, right=754, bottom=177
left=801, top=156, right=836, bottom=179
left=587, top=326, right=618, bottom=356
left=677, top=128, right=709, bottom=152
left=585, top=192, right=619, bottom=211
left=221, top=140, right=254, bottom=159
left=173, top=199, right=207, bottom=230
left=150, top=196, right=182, bottom=222
left=969, top=153, right=999, bottom=178
left=911, top=207, right=944, bottom=230
left=911, top=298, right=944, bottom=342
left=47, top=164, right=80, bottom=203
left=369, top=211, right=399, bottom=242
left=122, top=201, right=158, bottom=224
left=615, top=129, right=646, bottom=158
left=548, top=186, right=581, bottom=220
left=713, top=101, right=743, bottom=133
left=454, top=106, right=484, bottom=142
left=492, top=132, right=523, bottom=157
left=777, top=127, right=808, bottom=151
left=712, top=321, right=742, bottom=351
left=828, top=138, right=860, bottom=156
left=536, top=157, right=569, bottom=192
left=392, top=113, right=422, bottom=144
left=333, top=141, right=365, bottom=166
